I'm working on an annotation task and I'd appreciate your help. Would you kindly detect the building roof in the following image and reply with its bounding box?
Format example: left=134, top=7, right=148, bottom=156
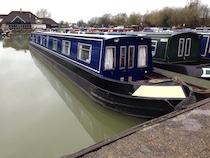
left=0, top=14, right=7, bottom=19
left=0, top=11, right=37, bottom=24
left=0, top=11, right=58, bottom=27
left=40, top=18, right=58, bottom=26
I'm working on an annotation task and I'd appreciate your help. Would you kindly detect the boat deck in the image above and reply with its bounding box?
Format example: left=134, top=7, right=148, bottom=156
left=63, top=98, right=210, bottom=158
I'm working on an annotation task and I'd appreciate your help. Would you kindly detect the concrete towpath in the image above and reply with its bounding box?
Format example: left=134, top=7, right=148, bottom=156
left=62, top=98, right=210, bottom=158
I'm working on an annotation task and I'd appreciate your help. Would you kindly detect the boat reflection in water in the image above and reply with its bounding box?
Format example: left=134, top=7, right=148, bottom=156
left=2, top=33, right=30, bottom=51
left=30, top=48, right=144, bottom=143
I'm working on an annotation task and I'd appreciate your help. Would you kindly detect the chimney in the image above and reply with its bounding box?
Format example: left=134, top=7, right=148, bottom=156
left=20, top=8, right=22, bottom=13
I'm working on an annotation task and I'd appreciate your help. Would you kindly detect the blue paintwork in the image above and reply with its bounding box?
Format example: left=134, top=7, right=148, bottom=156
left=30, top=32, right=153, bottom=82
left=200, top=33, right=210, bottom=60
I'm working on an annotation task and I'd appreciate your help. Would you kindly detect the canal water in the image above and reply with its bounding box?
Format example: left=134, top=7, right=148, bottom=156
left=0, top=34, right=145, bottom=158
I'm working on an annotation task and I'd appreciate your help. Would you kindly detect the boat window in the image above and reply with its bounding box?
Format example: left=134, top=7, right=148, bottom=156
left=138, top=46, right=147, bottom=68
left=52, top=39, right=58, bottom=51
left=184, top=38, right=191, bottom=56
left=77, top=43, right=92, bottom=63
left=36, top=35, right=38, bottom=43
left=42, top=36, right=46, bottom=46
left=32, top=35, right=35, bottom=42
left=104, top=47, right=116, bottom=70
left=46, top=36, right=49, bottom=48
left=178, top=38, right=185, bottom=57
left=151, top=40, right=157, bottom=57
left=40, top=36, right=43, bottom=45
left=62, top=40, right=71, bottom=56
left=120, top=46, right=126, bottom=69
left=160, top=38, right=168, bottom=42
left=128, top=46, right=135, bottom=68
left=31, top=35, right=34, bottom=42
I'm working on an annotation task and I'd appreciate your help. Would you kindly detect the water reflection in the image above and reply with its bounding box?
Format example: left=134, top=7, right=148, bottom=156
left=0, top=34, right=144, bottom=158
left=30, top=48, right=144, bottom=143
left=2, top=34, right=30, bottom=50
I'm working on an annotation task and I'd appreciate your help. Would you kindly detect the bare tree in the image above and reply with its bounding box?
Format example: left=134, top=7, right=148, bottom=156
left=98, top=14, right=113, bottom=27
left=36, top=9, right=51, bottom=18
left=128, top=12, right=141, bottom=26
left=112, top=13, right=128, bottom=26
left=77, top=19, right=86, bottom=27
left=200, top=4, right=210, bottom=25
left=88, top=17, right=100, bottom=27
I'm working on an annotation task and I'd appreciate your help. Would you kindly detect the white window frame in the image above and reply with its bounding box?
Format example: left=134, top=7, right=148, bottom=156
left=128, top=46, right=135, bottom=69
left=104, top=46, right=116, bottom=70
left=40, top=36, right=43, bottom=45
left=36, top=35, right=38, bottom=43
left=52, top=38, right=58, bottom=51
left=32, top=35, right=35, bottom=42
left=46, top=36, right=49, bottom=48
left=62, top=40, right=71, bottom=56
left=77, top=43, right=92, bottom=63
left=184, top=38, right=191, bottom=56
left=138, top=45, right=148, bottom=68
left=151, top=40, right=158, bottom=57
left=178, top=38, right=185, bottom=57
left=120, top=46, right=126, bottom=69
left=42, top=36, right=46, bottom=46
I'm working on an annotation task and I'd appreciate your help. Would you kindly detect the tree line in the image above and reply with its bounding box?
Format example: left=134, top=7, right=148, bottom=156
left=37, top=0, right=210, bottom=29
left=78, top=0, right=210, bottom=29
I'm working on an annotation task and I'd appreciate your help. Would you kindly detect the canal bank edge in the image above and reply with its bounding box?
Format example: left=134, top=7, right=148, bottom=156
left=62, top=98, right=210, bottom=158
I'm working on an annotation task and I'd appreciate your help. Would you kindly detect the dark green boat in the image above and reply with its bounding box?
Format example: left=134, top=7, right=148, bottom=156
left=140, top=31, right=210, bottom=79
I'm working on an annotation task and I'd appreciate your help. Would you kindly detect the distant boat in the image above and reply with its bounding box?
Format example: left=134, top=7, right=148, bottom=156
left=140, top=31, right=210, bottom=79
left=0, top=28, right=11, bottom=37
left=0, top=28, right=5, bottom=36
left=29, top=31, right=196, bottom=119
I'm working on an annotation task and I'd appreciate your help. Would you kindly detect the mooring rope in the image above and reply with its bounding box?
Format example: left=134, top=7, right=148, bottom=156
left=173, top=76, right=210, bottom=94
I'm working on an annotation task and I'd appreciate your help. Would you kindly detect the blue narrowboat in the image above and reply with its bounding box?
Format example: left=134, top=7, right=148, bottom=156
left=29, top=31, right=195, bottom=119
left=140, top=31, right=210, bottom=79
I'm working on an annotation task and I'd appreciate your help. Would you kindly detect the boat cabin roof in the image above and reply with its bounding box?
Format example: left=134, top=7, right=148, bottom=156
left=136, top=31, right=203, bottom=40
left=200, top=32, right=210, bottom=36
left=140, top=31, right=191, bottom=35
left=33, top=31, right=148, bottom=40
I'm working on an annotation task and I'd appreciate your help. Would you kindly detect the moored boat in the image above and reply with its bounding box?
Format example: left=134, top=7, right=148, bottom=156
left=29, top=31, right=196, bottom=119
left=140, top=31, right=210, bottom=79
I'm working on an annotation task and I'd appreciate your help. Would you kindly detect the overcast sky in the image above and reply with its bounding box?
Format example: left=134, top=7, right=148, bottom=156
left=1, top=0, right=209, bottom=23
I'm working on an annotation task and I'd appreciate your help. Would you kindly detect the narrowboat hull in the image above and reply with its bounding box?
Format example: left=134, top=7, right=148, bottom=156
left=29, top=42, right=196, bottom=119
left=153, top=60, right=210, bottom=79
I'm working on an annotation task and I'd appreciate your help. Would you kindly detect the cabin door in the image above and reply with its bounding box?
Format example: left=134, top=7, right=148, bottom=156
left=119, top=46, right=135, bottom=82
